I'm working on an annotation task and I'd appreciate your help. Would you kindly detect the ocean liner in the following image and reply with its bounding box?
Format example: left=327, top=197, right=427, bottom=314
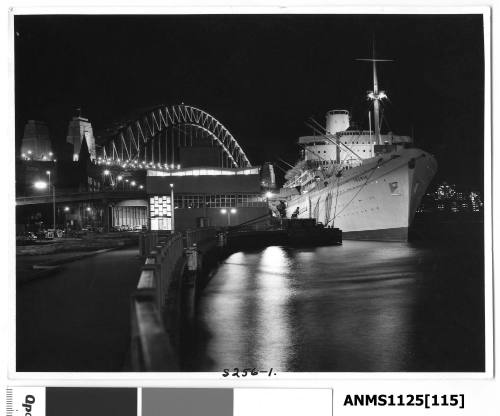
left=279, top=55, right=437, bottom=241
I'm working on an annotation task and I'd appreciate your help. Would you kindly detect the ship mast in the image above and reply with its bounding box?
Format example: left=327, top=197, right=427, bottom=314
left=357, top=41, right=392, bottom=145
left=372, top=49, right=381, bottom=144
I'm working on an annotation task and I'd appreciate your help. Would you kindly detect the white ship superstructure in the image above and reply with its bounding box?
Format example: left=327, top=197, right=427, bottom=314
left=280, top=52, right=437, bottom=241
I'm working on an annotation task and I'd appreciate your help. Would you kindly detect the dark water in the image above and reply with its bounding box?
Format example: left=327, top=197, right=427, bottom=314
left=182, top=233, right=485, bottom=372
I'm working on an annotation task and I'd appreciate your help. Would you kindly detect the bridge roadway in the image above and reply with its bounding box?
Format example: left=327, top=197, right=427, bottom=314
left=17, top=246, right=143, bottom=372
left=16, top=190, right=147, bottom=206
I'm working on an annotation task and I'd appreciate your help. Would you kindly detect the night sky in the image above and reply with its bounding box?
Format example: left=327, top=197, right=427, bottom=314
left=14, top=14, right=485, bottom=188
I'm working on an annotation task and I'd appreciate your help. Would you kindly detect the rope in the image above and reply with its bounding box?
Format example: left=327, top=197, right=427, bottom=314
left=325, top=153, right=427, bottom=226
left=330, top=176, right=341, bottom=226
left=332, top=160, right=380, bottom=218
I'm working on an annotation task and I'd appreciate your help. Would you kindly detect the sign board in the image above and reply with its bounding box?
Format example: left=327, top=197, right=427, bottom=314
left=149, top=195, right=172, bottom=231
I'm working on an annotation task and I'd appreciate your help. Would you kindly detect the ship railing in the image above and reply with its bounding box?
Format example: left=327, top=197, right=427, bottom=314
left=338, top=130, right=374, bottom=136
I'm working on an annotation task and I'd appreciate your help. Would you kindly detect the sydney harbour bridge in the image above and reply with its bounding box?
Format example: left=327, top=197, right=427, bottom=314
left=98, top=104, right=252, bottom=172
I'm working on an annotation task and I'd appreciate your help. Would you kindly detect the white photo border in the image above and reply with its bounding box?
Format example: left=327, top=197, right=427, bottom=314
left=5, top=4, right=494, bottom=386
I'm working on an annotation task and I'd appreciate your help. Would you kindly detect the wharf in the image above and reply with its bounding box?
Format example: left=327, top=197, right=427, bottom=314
left=227, top=218, right=342, bottom=248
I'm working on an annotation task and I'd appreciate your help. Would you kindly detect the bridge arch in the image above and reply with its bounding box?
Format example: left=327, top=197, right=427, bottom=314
left=102, top=104, right=251, bottom=168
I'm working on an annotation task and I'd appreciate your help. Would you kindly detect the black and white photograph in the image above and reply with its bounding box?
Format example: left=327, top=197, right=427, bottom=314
left=13, top=12, right=488, bottom=373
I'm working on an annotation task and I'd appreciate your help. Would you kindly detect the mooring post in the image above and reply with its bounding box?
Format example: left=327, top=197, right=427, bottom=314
left=184, top=243, right=200, bottom=322
left=217, top=231, right=227, bottom=248
left=185, top=243, right=198, bottom=286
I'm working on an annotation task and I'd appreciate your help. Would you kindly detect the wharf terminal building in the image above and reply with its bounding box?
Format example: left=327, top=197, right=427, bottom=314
left=147, top=166, right=268, bottom=230
left=16, top=106, right=273, bottom=233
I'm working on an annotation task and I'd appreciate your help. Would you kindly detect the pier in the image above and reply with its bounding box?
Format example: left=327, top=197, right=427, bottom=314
left=131, top=228, right=220, bottom=371
left=131, top=219, right=341, bottom=370
left=227, top=218, right=342, bottom=248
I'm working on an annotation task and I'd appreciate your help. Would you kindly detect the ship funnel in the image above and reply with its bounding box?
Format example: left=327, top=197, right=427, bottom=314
left=325, top=110, right=349, bottom=135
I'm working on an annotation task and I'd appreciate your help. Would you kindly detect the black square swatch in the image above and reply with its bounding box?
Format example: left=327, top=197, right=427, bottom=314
left=46, top=388, right=137, bottom=416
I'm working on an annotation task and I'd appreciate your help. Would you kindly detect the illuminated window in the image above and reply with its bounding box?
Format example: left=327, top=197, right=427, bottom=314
left=149, top=195, right=172, bottom=230
left=172, top=193, right=265, bottom=208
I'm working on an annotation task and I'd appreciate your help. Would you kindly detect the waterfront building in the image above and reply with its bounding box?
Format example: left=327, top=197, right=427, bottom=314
left=20, top=120, right=53, bottom=161
left=146, top=166, right=268, bottom=230
left=260, top=162, right=276, bottom=190
left=66, top=113, right=97, bottom=161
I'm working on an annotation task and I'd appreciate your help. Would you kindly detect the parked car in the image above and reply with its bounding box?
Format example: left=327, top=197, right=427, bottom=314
left=47, top=229, right=64, bottom=238
left=16, top=232, right=37, bottom=242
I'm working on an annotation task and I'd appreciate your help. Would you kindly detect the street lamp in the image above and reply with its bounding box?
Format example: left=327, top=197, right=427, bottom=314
left=33, top=180, right=56, bottom=231
left=170, top=183, right=175, bottom=232
left=117, top=175, right=123, bottom=190
left=220, top=208, right=237, bottom=226
left=46, top=171, right=51, bottom=194
left=103, top=169, right=110, bottom=188
left=33, top=181, right=47, bottom=190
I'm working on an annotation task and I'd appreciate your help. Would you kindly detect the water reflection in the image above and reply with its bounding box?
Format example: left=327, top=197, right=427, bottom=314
left=191, top=239, right=484, bottom=372
left=254, top=247, right=294, bottom=369
left=199, top=252, right=252, bottom=366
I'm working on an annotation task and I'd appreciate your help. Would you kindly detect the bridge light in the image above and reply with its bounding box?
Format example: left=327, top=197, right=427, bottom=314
left=125, top=179, right=129, bottom=182
left=117, top=175, right=123, bottom=181
left=33, top=181, right=48, bottom=190
left=131, top=181, right=136, bottom=186
left=103, top=169, right=110, bottom=175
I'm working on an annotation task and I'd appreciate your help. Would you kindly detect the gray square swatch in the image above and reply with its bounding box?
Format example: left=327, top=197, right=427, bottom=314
left=142, top=388, right=233, bottom=416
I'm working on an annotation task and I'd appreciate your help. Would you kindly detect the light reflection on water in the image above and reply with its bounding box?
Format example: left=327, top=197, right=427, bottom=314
left=254, top=247, right=294, bottom=369
left=189, top=239, right=484, bottom=372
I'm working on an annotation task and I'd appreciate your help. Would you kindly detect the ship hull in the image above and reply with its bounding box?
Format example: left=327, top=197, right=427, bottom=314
left=283, top=148, right=437, bottom=241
